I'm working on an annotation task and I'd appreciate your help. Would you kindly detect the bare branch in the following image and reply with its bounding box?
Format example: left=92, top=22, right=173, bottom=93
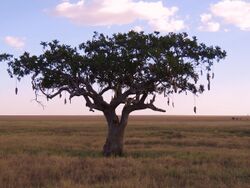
left=123, top=93, right=165, bottom=114
left=146, top=103, right=166, bottom=112
left=31, top=98, right=45, bottom=109
left=30, top=90, right=45, bottom=109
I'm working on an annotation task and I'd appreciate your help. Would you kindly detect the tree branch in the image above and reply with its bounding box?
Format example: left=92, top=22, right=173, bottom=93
left=123, top=94, right=166, bottom=114
left=85, top=82, right=109, bottom=108
left=40, top=86, right=69, bottom=99
left=110, top=88, right=135, bottom=107
left=31, top=90, right=45, bottom=109
left=146, top=103, right=166, bottom=112
left=82, top=94, right=100, bottom=112
left=99, top=85, right=112, bottom=95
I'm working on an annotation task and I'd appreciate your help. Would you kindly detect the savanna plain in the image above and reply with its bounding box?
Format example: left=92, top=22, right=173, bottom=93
left=0, top=115, right=250, bottom=188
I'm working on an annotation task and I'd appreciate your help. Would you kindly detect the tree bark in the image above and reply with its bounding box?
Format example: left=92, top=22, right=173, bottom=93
left=103, top=111, right=127, bottom=157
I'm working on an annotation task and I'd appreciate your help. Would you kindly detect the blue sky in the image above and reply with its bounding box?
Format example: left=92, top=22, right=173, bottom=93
left=0, top=0, right=250, bottom=115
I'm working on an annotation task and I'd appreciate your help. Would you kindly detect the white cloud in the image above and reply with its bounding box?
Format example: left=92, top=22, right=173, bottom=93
left=210, top=0, right=250, bottom=31
left=53, top=0, right=186, bottom=32
left=4, top=36, right=26, bottom=49
left=132, top=25, right=143, bottom=32
left=201, top=13, right=213, bottom=23
left=198, top=13, right=220, bottom=32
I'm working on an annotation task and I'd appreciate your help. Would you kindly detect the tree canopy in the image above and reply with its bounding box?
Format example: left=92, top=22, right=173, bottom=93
left=0, top=31, right=226, bottom=156
left=2, top=31, right=226, bottom=113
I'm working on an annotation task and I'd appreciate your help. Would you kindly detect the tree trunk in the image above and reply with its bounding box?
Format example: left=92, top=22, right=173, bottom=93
left=103, top=112, right=127, bottom=157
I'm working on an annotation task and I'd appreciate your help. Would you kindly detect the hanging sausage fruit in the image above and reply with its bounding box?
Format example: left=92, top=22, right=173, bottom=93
left=15, top=78, right=18, bottom=95
left=64, top=91, right=67, bottom=104
left=173, top=82, right=177, bottom=93
left=207, top=73, right=211, bottom=91
left=15, top=87, right=18, bottom=95
left=194, top=106, right=197, bottom=114
left=208, top=82, right=211, bottom=90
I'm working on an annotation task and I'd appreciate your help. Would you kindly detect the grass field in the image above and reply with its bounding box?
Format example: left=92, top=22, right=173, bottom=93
left=0, top=115, right=250, bottom=188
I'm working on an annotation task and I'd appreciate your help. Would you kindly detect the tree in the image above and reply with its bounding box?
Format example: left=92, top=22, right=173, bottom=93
left=0, top=31, right=226, bottom=156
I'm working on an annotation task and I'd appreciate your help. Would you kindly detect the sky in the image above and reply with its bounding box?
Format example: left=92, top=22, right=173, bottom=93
left=0, top=0, right=250, bottom=116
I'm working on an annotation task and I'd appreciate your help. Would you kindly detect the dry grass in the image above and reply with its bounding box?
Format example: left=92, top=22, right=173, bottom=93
left=0, top=115, right=250, bottom=188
